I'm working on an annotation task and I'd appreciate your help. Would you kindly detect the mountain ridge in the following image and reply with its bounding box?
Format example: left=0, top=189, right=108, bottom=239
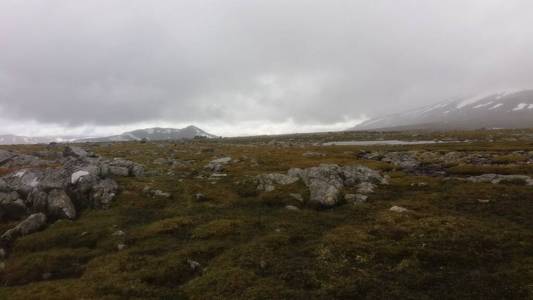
left=0, top=126, right=216, bottom=145
left=350, top=89, right=533, bottom=131
left=76, top=126, right=216, bottom=143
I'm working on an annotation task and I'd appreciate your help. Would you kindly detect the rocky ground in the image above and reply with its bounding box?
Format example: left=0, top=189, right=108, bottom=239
left=0, top=129, right=532, bottom=299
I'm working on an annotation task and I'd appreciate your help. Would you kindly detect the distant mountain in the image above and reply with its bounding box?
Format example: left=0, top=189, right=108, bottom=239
left=350, top=90, right=533, bottom=131
left=77, top=126, right=216, bottom=142
left=0, top=134, right=80, bottom=145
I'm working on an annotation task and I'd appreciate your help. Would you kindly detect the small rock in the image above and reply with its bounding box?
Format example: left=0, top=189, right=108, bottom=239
left=195, top=193, right=207, bottom=201
left=390, top=206, right=410, bottom=213
left=152, top=190, right=171, bottom=198
left=112, top=230, right=125, bottom=237
left=285, top=205, right=300, bottom=211
left=303, top=151, right=326, bottom=158
left=477, top=199, right=491, bottom=204
left=42, top=273, right=52, bottom=280
left=187, top=259, right=202, bottom=271
left=117, top=243, right=127, bottom=251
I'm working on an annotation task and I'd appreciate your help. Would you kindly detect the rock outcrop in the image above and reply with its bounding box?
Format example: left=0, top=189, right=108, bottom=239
left=0, top=145, right=144, bottom=248
left=257, top=164, right=388, bottom=208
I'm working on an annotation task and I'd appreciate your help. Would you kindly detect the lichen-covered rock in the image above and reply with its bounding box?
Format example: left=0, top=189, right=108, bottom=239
left=63, top=146, right=88, bottom=158
left=91, top=179, right=119, bottom=208
left=26, top=188, right=48, bottom=213
left=256, top=173, right=299, bottom=192
left=466, top=174, right=533, bottom=185
left=259, top=164, right=387, bottom=208
left=47, top=189, right=76, bottom=220
left=205, top=157, right=232, bottom=172
left=1, top=213, right=47, bottom=243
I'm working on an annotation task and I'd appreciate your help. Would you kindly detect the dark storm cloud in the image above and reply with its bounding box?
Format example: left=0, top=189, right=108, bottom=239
left=1, top=0, right=533, bottom=130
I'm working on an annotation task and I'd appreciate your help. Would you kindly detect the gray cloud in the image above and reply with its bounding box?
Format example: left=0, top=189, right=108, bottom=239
left=1, top=0, right=533, bottom=134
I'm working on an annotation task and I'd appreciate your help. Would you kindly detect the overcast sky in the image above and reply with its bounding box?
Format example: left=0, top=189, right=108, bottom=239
left=1, top=0, right=533, bottom=137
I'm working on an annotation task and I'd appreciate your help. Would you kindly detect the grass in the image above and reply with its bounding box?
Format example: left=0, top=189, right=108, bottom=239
left=0, top=129, right=532, bottom=299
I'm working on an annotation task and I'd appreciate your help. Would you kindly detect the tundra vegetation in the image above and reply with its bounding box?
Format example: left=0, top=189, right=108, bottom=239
left=0, top=128, right=532, bottom=299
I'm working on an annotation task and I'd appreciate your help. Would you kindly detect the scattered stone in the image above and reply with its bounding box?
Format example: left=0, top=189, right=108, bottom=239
left=285, top=205, right=300, bottom=211
left=152, top=190, right=171, bottom=198
left=302, top=151, right=326, bottom=157
left=117, top=243, right=127, bottom=251
left=187, top=259, right=202, bottom=272
left=205, top=157, right=232, bottom=172
left=477, top=199, right=491, bottom=204
left=390, top=206, right=410, bottom=213
left=195, top=193, right=207, bottom=201
left=466, top=174, right=533, bottom=185
left=112, top=230, right=125, bottom=237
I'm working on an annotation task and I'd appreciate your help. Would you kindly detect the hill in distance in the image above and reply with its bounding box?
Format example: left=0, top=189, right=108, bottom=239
left=77, top=126, right=217, bottom=143
left=350, top=89, right=533, bottom=131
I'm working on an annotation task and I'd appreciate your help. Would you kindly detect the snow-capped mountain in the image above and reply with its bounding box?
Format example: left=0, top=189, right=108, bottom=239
left=77, top=126, right=216, bottom=142
left=0, top=134, right=81, bottom=145
left=350, top=90, right=533, bottom=131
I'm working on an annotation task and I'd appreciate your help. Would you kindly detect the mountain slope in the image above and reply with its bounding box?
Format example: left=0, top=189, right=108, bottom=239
left=78, top=126, right=216, bottom=142
left=350, top=90, right=533, bottom=131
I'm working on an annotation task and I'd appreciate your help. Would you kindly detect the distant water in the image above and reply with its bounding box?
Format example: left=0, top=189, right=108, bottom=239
left=322, top=140, right=442, bottom=146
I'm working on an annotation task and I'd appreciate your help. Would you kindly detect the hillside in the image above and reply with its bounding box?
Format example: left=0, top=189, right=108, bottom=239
left=350, top=90, right=533, bottom=131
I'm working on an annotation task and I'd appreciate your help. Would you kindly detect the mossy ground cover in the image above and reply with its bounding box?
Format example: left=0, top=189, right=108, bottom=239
left=0, top=129, right=532, bottom=299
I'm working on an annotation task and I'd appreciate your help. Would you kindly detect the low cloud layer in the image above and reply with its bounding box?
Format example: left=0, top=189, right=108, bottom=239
left=1, top=0, right=533, bottom=136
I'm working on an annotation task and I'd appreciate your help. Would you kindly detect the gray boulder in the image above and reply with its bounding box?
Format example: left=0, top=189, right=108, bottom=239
left=0, top=191, right=27, bottom=220
left=205, top=157, right=232, bottom=172
left=0, top=150, right=15, bottom=165
left=47, top=189, right=76, bottom=220
left=91, top=179, right=118, bottom=208
left=63, top=146, right=88, bottom=158
left=26, top=188, right=48, bottom=213
left=291, top=164, right=344, bottom=207
left=256, top=173, right=299, bottom=192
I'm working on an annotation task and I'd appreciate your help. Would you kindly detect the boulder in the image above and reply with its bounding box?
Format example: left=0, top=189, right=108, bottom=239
left=47, top=189, right=76, bottom=220
left=382, top=152, right=420, bottom=170
left=26, top=188, right=48, bottom=213
left=1, top=213, right=47, bottom=243
left=0, top=191, right=27, bottom=220
left=205, top=157, right=232, bottom=172
left=293, top=164, right=344, bottom=207
left=91, top=179, right=118, bottom=208
left=258, top=164, right=388, bottom=208
left=0, top=150, right=15, bottom=165
left=256, top=173, right=299, bottom=192
left=63, top=146, right=88, bottom=158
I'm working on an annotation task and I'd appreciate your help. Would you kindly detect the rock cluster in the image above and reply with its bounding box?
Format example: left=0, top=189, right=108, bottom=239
left=257, top=164, right=388, bottom=208
left=0, top=146, right=144, bottom=248
left=465, top=174, right=533, bottom=185
left=204, top=157, right=232, bottom=172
